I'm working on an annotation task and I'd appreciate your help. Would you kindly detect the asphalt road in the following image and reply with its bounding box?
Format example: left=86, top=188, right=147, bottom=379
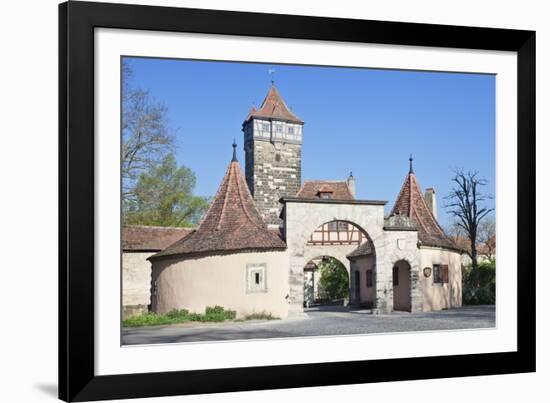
left=122, top=305, right=495, bottom=345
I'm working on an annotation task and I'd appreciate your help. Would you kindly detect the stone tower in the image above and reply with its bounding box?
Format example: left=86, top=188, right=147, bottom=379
left=242, top=85, right=304, bottom=228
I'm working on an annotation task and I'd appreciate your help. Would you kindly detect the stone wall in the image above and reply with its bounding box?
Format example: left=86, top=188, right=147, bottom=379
left=283, top=200, right=422, bottom=316
left=243, top=117, right=303, bottom=228
left=245, top=139, right=301, bottom=227
left=284, top=200, right=386, bottom=315
left=381, top=229, right=422, bottom=313
left=122, top=251, right=154, bottom=318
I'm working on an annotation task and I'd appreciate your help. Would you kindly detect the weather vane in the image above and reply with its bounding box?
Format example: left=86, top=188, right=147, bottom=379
left=268, top=68, right=276, bottom=85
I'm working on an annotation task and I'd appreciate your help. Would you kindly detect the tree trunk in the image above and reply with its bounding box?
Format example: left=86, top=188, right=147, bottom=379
left=470, top=236, right=479, bottom=282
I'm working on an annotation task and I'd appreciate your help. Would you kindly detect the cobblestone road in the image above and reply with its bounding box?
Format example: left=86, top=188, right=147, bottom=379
left=122, top=305, right=495, bottom=345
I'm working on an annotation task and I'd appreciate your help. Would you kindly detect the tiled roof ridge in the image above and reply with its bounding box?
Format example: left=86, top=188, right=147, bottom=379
left=216, top=163, right=234, bottom=230
left=296, top=180, right=354, bottom=200
left=409, top=173, right=414, bottom=216
left=196, top=160, right=232, bottom=230
left=390, top=173, right=411, bottom=216
left=410, top=174, right=448, bottom=238
left=246, top=85, right=303, bottom=124
left=149, top=154, right=286, bottom=261
left=233, top=162, right=266, bottom=230
left=390, top=169, right=456, bottom=250
left=123, top=224, right=195, bottom=230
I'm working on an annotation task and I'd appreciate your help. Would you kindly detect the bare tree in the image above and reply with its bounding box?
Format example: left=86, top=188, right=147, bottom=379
left=122, top=61, right=174, bottom=204
left=445, top=222, right=467, bottom=243
left=478, top=216, right=496, bottom=258
left=445, top=169, right=494, bottom=269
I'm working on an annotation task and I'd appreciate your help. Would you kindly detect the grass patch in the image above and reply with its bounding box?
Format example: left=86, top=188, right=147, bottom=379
left=123, top=305, right=236, bottom=328
left=243, top=312, right=280, bottom=321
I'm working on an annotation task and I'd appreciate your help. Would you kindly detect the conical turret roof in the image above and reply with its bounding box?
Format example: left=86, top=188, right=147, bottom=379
left=244, top=85, right=303, bottom=124
left=150, top=147, right=286, bottom=260
left=390, top=160, right=457, bottom=250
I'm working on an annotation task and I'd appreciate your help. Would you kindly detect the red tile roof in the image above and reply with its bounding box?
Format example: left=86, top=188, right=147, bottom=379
left=297, top=180, right=354, bottom=200
left=390, top=169, right=457, bottom=250
left=150, top=156, right=286, bottom=260
left=347, top=241, right=374, bottom=259
left=245, top=85, right=303, bottom=124
left=122, top=225, right=194, bottom=251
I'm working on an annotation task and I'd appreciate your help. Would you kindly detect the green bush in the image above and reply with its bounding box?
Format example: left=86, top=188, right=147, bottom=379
left=243, top=312, right=279, bottom=320
left=463, top=259, right=496, bottom=305
left=123, top=306, right=236, bottom=327
left=318, top=257, right=349, bottom=300
left=202, top=305, right=236, bottom=322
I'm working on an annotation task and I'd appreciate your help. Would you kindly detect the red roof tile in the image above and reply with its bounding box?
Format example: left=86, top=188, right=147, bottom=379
left=390, top=169, right=457, bottom=250
left=347, top=241, right=374, bottom=259
left=245, top=85, right=303, bottom=124
left=297, top=180, right=354, bottom=200
left=150, top=156, right=286, bottom=260
left=122, top=225, right=194, bottom=251
left=318, top=184, right=334, bottom=193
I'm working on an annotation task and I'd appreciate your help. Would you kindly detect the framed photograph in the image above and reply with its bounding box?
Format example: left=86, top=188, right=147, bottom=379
left=59, top=1, right=535, bottom=401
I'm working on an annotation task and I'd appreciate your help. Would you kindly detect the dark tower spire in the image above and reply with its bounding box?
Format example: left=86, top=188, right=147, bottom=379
left=409, top=154, right=414, bottom=174
left=232, top=139, right=238, bottom=162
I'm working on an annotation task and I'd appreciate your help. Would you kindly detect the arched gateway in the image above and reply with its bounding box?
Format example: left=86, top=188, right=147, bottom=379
left=303, top=256, right=349, bottom=307
left=281, top=197, right=422, bottom=316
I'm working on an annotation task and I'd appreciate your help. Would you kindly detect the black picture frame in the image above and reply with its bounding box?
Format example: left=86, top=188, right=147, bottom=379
left=59, top=1, right=536, bottom=401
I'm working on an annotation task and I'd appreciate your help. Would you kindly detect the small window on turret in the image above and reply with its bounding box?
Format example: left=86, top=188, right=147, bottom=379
left=275, top=153, right=281, bottom=162
left=288, top=127, right=294, bottom=135
left=275, top=124, right=282, bottom=132
left=262, top=123, right=269, bottom=131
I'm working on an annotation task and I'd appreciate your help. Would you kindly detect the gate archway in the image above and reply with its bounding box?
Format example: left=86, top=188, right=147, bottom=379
left=282, top=199, right=387, bottom=316
left=303, top=255, right=349, bottom=307
left=303, top=220, right=376, bottom=308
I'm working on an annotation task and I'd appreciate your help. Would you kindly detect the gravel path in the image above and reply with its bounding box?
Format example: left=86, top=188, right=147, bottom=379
left=122, top=305, right=495, bottom=345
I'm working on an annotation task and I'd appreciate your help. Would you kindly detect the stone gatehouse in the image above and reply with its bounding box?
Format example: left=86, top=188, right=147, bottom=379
left=144, top=84, right=462, bottom=319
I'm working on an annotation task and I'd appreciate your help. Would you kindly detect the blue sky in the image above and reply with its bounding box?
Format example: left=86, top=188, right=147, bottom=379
left=123, top=57, right=495, bottom=228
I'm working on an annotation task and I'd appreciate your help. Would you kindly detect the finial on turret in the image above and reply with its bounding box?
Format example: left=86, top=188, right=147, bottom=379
left=346, top=171, right=356, bottom=199
left=268, top=68, right=276, bottom=86
left=409, top=154, right=414, bottom=174
left=232, top=139, right=237, bottom=162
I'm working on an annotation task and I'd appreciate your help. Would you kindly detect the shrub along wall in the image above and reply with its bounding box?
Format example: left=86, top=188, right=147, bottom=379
left=462, top=259, right=496, bottom=305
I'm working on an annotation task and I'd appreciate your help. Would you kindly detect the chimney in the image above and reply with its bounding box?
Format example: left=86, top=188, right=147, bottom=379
left=424, top=187, right=437, bottom=220
left=347, top=172, right=356, bottom=199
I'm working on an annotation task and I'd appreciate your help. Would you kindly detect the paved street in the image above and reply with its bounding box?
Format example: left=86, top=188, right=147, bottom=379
left=122, top=305, right=495, bottom=345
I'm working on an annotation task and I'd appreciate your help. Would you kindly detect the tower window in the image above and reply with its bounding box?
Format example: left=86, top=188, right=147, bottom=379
left=262, top=123, right=269, bottom=131
left=288, top=127, right=294, bottom=134
left=275, top=124, right=282, bottom=132
left=275, top=153, right=281, bottom=162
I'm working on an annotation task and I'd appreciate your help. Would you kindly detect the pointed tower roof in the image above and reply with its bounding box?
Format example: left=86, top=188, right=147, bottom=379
left=390, top=157, right=457, bottom=250
left=150, top=145, right=286, bottom=261
left=245, top=85, right=303, bottom=124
